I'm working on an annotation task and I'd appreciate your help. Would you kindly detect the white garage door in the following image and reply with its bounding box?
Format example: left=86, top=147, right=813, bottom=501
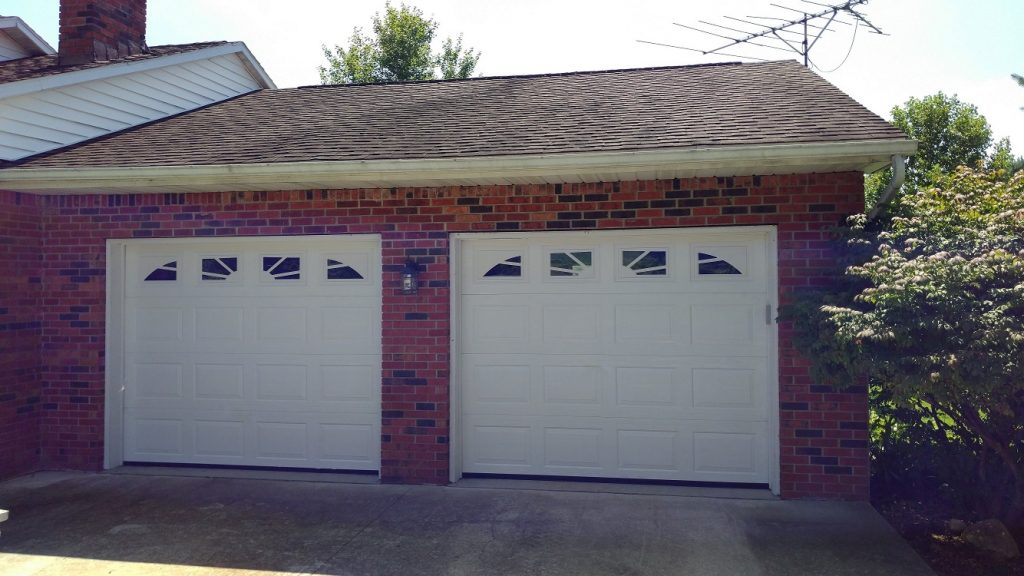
left=121, top=236, right=381, bottom=471
left=459, top=228, right=775, bottom=484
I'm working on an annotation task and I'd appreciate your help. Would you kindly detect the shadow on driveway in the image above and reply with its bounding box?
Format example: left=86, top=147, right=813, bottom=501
left=0, top=471, right=934, bottom=575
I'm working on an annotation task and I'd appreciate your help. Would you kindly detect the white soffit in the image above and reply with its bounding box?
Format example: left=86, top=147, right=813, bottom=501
left=0, top=16, right=56, bottom=57
left=0, top=139, right=918, bottom=195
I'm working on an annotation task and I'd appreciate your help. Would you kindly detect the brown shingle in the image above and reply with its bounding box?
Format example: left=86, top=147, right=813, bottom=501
left=16, top=60, right=906, bottom=169
left=0, top=42, right=228, bottom=84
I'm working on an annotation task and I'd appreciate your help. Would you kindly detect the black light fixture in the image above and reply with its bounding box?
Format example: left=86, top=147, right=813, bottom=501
left=400, top=260, right=421, bottom=295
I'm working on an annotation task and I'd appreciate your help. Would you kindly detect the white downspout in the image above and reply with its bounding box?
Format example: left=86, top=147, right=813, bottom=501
left=867, top=155, right=907, bottom=220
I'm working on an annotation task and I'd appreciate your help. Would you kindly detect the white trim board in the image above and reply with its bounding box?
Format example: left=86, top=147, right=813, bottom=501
left=3, top=139, right=917, bottom=195
left=0, top=16, right=55, bottom=57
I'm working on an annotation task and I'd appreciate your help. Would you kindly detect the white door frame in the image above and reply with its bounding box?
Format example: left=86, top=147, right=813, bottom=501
left=448, top=226, right=780, bottom=494
left=104, top=234, right=383, bottom=472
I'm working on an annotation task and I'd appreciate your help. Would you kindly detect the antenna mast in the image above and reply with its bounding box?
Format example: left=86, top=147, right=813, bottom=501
left=640, top=0, right=885, bottom=69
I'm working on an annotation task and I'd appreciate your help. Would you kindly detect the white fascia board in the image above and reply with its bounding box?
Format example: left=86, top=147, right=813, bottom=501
left=0, top=139, right=918, bottom=195
left=232, top=42, right=276, bottom=89
left=0, top=42, right=274, bottom=100
left=0, top=16, right=56, bottom=56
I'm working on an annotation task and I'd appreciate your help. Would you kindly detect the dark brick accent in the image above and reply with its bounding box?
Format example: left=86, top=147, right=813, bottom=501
left=824, top=466, right=853, bottom=475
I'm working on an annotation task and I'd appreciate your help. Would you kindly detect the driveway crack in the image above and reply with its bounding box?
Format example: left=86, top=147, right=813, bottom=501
left=307, top=486, right=412, bottom=575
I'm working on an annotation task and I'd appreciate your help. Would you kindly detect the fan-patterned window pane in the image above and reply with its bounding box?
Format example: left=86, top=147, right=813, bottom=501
left=484, top=255, right=522, bottom=277
left=202, top=257, right=238, bottom=281
left=144, top=261, right=177, bottom=281
left=327, top=259, right=364, bottom=280
left=263, top=256, right=301, bottom=280
left=622, top=250, right=667, bottom=276
left=550, top=251, right=593, bottom=277
left=697, top=252, right=742, bottom=275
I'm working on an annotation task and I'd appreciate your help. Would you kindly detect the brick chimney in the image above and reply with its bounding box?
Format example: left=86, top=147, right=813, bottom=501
left=58, top=0, right=148, bottom=66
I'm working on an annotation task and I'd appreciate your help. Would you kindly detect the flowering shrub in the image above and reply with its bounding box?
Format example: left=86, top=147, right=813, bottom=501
left=785, top=168, right=1024, bottom=523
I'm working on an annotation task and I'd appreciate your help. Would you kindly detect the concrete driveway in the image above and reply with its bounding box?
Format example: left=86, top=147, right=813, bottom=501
left=0, top=470, right=933, bottom=576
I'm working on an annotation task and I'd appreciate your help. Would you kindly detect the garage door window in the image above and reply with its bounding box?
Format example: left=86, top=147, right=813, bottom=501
left=144, top=261, right=177, bottom=282
left=622, top=249, right=667, bottom=276
left=263, top=256, right=301, bottom=280
left=484, top=255, right=522, bottom=277
left=201, top=257, right=238, bottom=281
left=549, top=251, right=593, bottom=277
left=697, top=253, right=742, bottom=275
left=326, top=259, right=364, bottom=280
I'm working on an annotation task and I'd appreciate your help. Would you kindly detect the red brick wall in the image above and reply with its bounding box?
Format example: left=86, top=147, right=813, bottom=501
left=59, top=0, right=147, bottom=65
left=23, top=172, right=867, bottom=497
left=0, top=191, right=43, bottom=479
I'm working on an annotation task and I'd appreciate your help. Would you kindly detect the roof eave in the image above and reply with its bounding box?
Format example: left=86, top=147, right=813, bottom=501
left=0, top=17, right=56, bottom=56
left=0, top=139, right=918, bottom=195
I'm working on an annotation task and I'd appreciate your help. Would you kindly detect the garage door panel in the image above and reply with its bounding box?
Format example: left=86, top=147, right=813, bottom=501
left=194, top=420, right=245, bottom=458
left=128, top=418, right=186, bottom=458
left=319, top=423, right=376, bottom=466
left=194, top=363, right=244, bottom=400
left=463, top=414, right=768, bottom=482
left=461, top=228, right=774, bottom=484
left=132, top=362, right=184, bottom=400
left=469, top=303, right=532, bottom=352
left=129, top=306, right=185, bottom=344
left=464, top=296, right=764, bottom=357
left=128, top=353, right=379, bottom=411
left=617, top=429, right=681, bottom=474
left=123, top=236, right=381, bottom=471
left=465, top=421, right=532, bottom=469
left=541, top=303, right=603, bottom=347
left=542, top=365, right=602, bottom=406
left=463, top=353, right=766, bottom=421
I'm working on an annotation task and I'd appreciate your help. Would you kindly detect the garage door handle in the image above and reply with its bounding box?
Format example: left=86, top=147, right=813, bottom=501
left=766, top=304, right=774, bottom=325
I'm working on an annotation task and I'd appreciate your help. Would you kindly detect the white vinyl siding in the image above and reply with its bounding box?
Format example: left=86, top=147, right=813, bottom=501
left=0, top=31, right=31, bottom=61
left=0, top=53, right=261, bottom=161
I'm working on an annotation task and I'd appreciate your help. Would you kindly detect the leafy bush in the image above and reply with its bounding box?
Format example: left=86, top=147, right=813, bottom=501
left=784, top=168, right=1024, bottom=525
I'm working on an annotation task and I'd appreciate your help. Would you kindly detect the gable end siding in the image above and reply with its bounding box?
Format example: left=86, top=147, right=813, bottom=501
left=0, top=53, right=260, bottom=161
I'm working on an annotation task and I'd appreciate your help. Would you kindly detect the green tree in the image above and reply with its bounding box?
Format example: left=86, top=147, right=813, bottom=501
left=866, top=93, right=1009, bottom=211
left=319, top=2, right=480, bottom=84
left=785, top=168, right=1024, bottom=525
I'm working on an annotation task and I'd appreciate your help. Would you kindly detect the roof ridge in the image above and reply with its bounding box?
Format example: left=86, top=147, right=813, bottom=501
left=300, top=59, right=796, bottom=90
left=148, top=40, right=230, bottom=49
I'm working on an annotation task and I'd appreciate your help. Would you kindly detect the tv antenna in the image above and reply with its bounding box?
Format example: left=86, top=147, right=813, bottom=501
left=639, top=0, right=885, bottom=70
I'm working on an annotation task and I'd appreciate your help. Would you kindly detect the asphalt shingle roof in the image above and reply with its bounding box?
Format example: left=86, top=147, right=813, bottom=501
left=16, top=60, right=906, bottom=169
left=0, top=42, right=227, bottom=84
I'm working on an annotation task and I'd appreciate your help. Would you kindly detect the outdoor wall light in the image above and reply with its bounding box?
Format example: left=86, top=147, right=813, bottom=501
left=401, top=260, right=421, bottom=295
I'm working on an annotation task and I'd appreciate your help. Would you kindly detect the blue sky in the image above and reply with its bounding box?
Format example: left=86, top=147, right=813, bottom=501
left=7, top=0, right=1023, bottom=151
